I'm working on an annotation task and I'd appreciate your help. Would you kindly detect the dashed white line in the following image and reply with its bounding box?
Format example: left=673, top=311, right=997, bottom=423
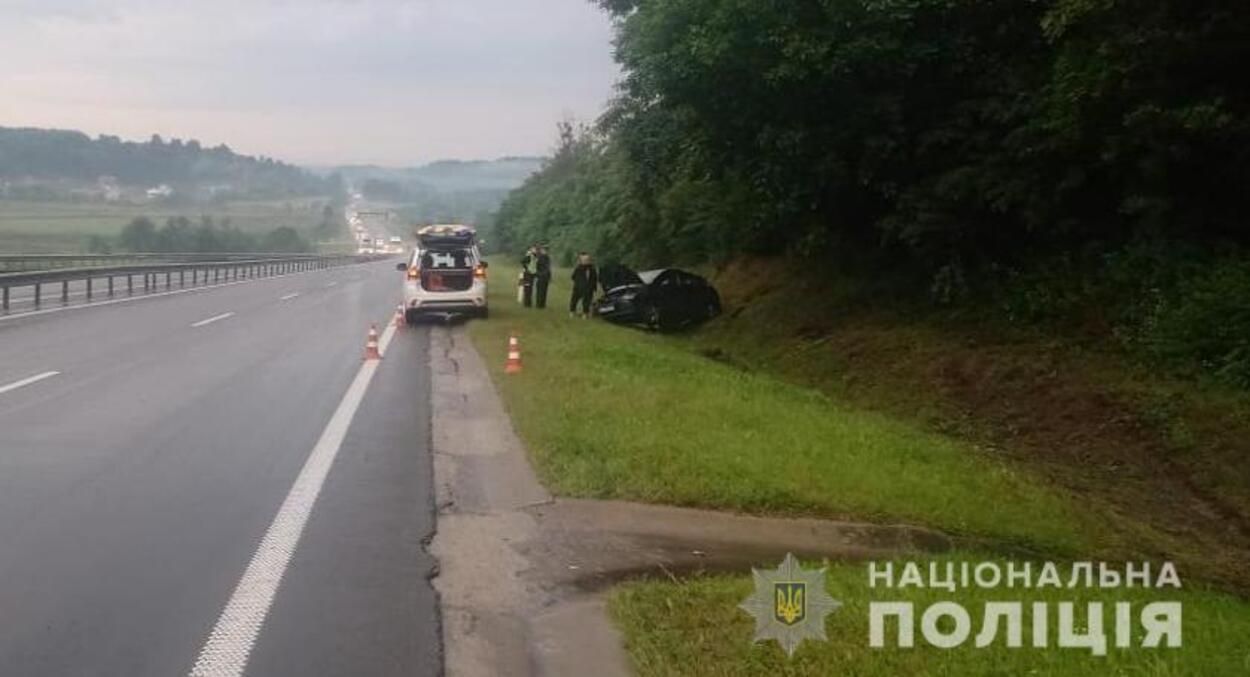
left=279, top=293, right=300, bottom=301
left=325, top=281, right=338, bottom=288
left=188, top=322, right=398, bottom=677
left=0, top=371, right=61, bottom=396
left=191, top=312, right=235, bottom=328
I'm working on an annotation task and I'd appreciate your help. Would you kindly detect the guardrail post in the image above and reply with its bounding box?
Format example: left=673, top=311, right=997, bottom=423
left=2, top=287, right=7, bottom=311
left=165, top=271, right=171, bottom=289
left=108, top=276, right=114, bottom=297
left=127, top=274, right=133, bottom=295
left=61, top=280, right=69, bottom=304
left=34, top=283, right=41, bottom=307
left=86, top=277, right=93, bottom=301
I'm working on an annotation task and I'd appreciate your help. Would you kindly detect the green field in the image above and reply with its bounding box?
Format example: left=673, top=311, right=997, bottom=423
left=610, top=558, right=1250, bottom=677
left=468, top=262, right=1102, bottom=555
left=0, top=198, right=334, bottom=253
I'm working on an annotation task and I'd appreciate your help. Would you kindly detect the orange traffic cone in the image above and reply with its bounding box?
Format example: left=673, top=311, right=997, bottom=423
left=393, top=304, right=405, bottom=329
left=364, top=324, right=382, bottom=360
left=504, top=335, right=523, bottom=374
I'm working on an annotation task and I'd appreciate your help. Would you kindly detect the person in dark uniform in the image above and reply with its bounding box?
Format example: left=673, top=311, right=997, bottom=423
left=569, top=252, right=598, bottom=318
left=533, top=245, right=552, bottom=309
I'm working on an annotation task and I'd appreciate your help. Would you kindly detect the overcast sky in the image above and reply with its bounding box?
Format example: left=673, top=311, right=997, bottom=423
left=0, top=0, right=619, bottom=166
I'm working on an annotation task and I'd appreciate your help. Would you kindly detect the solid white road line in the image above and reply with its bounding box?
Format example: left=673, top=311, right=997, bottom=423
left=191, top=312, right=236, bottom=328
left=0, top=371, right=61, bottom=396
left=188, top=322, right=398, bottom=677
left=279, top=293, right=300, bottom=301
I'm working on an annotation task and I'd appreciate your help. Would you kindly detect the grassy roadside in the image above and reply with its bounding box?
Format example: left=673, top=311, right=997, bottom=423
left=609, top=558, right=1250, bottom=677
left=683, top=259, right=1250, bottom=589
left=468, top=262, right=1101, bottom=554
left=467, top=260, right=1250, bottom=675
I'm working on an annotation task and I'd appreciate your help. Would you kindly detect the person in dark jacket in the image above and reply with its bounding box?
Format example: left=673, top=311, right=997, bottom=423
left=533, top=245, right=552, bottom=309
left=569, top=252, right=598, bottom=318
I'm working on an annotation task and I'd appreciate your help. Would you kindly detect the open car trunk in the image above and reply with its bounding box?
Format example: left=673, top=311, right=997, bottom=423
left=420, top=249, right=475, bottom=292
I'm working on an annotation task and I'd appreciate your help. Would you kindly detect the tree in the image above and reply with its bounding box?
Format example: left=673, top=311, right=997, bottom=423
left=118, top=217, right=158, bottom=251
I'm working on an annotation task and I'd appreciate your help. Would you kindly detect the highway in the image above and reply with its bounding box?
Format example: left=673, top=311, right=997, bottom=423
left=0, top=260, right=441, bottom=676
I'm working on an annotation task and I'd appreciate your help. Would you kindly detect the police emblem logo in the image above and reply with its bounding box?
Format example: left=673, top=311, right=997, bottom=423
left=740, top=553, right=841, bottom=657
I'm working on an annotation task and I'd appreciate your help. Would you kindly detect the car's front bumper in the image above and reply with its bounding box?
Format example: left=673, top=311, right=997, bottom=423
left=595, top=297, right=644, bottom=323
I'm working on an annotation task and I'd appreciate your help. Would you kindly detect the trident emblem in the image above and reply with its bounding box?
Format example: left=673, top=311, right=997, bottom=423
left=774, top=582, right=806, bottom=626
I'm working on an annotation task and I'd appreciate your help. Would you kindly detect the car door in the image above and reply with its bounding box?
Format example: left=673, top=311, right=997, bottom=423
left=674, top=272, right=703, bottom=324
left=652, top=271, right=681, bottom=325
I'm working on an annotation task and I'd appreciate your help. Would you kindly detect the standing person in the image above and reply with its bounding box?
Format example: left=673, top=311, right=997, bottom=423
left=519, top=244, right=536, bottom=307
left=569, top=252, right=598, bottom=318
left=533, top=245, right=552, bottom=309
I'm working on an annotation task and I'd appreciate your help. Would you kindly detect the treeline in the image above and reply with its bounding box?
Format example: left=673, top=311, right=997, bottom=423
left=494, top=0, right=1250, bottom=385
left=0, top=127, right=337, bottom=198
left=105, top=217, right=312, bottom=254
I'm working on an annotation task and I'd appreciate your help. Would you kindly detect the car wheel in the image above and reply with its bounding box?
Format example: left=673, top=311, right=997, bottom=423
left=478, top=306, right=490, bottom=319
left=405, top=309, right=419, bottom=326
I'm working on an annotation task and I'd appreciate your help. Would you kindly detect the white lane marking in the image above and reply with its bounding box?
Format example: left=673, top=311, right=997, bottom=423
left=325, top=281, right=338, bottom=287
left=188, top=322, right=398, bottom=677
left=279, top=293, right=300, bottom=301
left=191, top=312, right=235, bottom=328
left=0, top=371, right=61, bottom=396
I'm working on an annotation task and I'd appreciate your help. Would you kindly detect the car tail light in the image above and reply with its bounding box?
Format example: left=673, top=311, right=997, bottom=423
left=474, top=264, right=487, bottom=279
left=407, top=267, right=420, bottom=280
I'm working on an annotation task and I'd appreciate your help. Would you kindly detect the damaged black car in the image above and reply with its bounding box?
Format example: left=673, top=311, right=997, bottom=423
left=594, top=265, right=722, bottom=331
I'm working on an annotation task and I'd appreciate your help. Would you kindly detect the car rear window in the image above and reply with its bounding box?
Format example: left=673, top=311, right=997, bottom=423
left=421, top=249, right=474, bottom=269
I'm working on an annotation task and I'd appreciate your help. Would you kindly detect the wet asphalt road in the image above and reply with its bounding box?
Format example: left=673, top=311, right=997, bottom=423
left=0, top=260, right=441, bottom=676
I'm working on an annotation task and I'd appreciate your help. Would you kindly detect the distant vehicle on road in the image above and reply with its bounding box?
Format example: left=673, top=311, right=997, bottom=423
left=594, top=266, right=721, bottom=331
left=399, top=225, right=488, bottom=322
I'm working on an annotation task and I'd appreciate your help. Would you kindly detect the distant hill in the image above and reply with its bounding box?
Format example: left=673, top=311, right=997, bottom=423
left=0, top=126, right=336, bottom=200
left=331, top=157, right=544, bottom=227
left=332, top=157, right=543, bottom=194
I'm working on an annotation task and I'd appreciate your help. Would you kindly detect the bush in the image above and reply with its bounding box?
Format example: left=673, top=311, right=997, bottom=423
left=992, top=242, right=1250, bottom=388
left=1144, top=258, right=1250, bottom=387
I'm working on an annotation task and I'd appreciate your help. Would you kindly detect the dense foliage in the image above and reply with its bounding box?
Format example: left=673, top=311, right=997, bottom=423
left=0, top=127, right=336, bottom=198
left=494, top=0, right=1250, bottom=384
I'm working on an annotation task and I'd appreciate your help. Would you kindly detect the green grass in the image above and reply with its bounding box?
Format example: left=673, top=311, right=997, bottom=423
left=469, top=263, right=1250, bottom=674
left=610, top=557, right=1250, bottom=677
left=610, top=557, right=1250, bottom=676
left=0, top=198, right=332, bottom=252
left=468, top=262, right=1102, bottom=554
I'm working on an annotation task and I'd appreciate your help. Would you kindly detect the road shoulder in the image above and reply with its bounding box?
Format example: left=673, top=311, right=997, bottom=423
left=429, top=324, right=632, bottom=677
left=428, top=324, right=956, bottom=677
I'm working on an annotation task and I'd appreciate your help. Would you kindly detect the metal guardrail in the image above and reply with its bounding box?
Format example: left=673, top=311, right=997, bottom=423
left=0, top=252, right=331, bottom=274
left=0, top=254, right=390, bottom=312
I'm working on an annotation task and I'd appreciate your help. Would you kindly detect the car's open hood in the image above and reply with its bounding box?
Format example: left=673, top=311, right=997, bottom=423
left=598, top=264, right=642, bottom=292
